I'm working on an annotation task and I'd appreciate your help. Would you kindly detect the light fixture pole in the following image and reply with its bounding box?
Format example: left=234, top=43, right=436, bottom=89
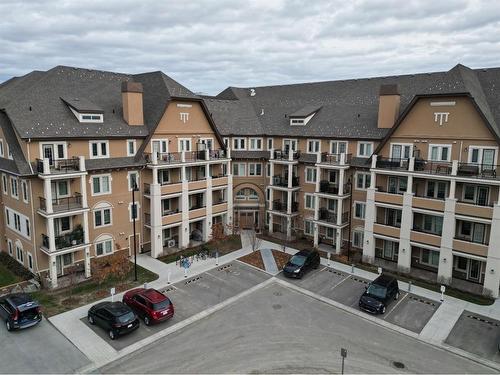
left=132, top=180, right=139, bottom=281
left=346, top=179, right=353, bottom=261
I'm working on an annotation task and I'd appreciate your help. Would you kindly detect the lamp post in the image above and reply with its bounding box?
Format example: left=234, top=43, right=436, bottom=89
left=132, top=180, right=139, bottom=281
left=346, top=179, right=353, bottom=261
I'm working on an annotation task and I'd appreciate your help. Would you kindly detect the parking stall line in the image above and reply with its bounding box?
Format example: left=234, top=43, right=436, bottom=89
left=383, top=292, right=409, bottom=320
left=330, top=274, right=351, bottom=290
left=204, top=270, right=231, bottom=284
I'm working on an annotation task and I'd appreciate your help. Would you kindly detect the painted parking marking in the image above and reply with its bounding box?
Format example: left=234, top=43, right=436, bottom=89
left=383, top=293, right=408, bottom=319
left=217, top=264, right=232, bottom=271
left=330, top=274, right=351, bottom=290
left=466, top=314, right=500, bottom=327
left=204, top=271, right=231, bottom=284
left=408, top=295, right=437, bottom=307
left=160, top=286, right=177, bottom=293
left=184, top=276, right=203, bottom=285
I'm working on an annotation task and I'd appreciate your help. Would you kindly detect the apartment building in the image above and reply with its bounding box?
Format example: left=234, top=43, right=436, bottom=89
left=0, top=66, right=231, bottom=288
left=205, top=64, right=500, bottom=298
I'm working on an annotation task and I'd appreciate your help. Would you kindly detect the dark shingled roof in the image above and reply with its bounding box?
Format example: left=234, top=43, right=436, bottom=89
left=289, top=105, right=322, bottom=118
left=0, top=112, right=32, bottom=175
left=231, top=150, right=270, bottom=160
left=204, top=64, right=500, bottom=141
left=85, top=156, right=147, bottom=172
left=0, top=66, right=199, bottom=140
left=60, top=96, right=103, bottom=113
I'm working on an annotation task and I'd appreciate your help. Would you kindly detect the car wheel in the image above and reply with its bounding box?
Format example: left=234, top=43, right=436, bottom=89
left=381, top=306, right=386, bottom=314
left=395, top=292, right=400, bottom=300
left=144, top=316, right=150, bottom=326
left=6, top=320, right=12, bottom=331
left=87, top=314, right=95, bottom=325
left=109, top=330, right=116, bottom=340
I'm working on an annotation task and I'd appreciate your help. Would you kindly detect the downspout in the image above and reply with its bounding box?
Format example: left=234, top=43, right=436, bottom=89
left=459, top=141, right=463, bottom=163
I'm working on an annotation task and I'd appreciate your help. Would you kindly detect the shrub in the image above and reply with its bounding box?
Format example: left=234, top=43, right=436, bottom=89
left=0, top=252, right=33, bottom=280
left=90, top=250, right=131, bottom=284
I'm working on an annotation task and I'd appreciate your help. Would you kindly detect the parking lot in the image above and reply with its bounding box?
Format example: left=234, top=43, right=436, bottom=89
left=277, top=266, right=440, bottom=333
left=83, top=261, right=270, bottom=350
left=446, top=311, right=500, bottom=363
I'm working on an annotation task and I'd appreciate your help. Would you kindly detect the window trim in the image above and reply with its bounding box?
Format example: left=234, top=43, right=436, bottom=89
left=428, top=144, right=452, bottom=162
left=352, top=228, right=364, bottom=248
left=467, top=145, right=498, bottom=165
left=89, top=140, right=110, bottom=159
left=232, top=163, right=246, bottom=177
left=304, top=193, right=315, bottom=211
left=10, top=176, right=18, bottom=200
left=282, top=139, right=298, bottom=151
left=357, top=142, right=374, bottom=158
left=304, top=167, right=317, bottom=184
left=127, top=171, right=139, bottom=191
left=330, top=140, right=348, bottom=154
left=178, top=138, right=192, bottom=152
left=389, top=143, right=413, bottom=159
left=248, top=163, right=262, bottom=176
left=2, top=174, right=7, bottom=195
left=126, top=139, right=136, bottom=156
left=232, top=137, right=247, bottom=150
left=95, top=236, right=113, bottom=257
left=355, top=172, right=371, bottom=191
left=21, top=180, right=29, bottom=203
left=307, top=139, right=321, bottom=154
left=248, top=137, right=263, bottom=151
left=151, top=139, right=168, bottom=154
left=304, top=220, right=314, bottom=236
left=91, top=174, right=112, bottom=196
left=353, top=201, right=366, bottom=219
left=93, top=203, right=113, bottom=229
left=267, top=138, right=274, bottom=150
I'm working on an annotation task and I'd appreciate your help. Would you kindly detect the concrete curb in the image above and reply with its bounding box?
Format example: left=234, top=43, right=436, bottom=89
left=274, top=277, right=500, bottom=372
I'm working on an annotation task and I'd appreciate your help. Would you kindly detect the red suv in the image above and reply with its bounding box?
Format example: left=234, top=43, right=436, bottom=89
left=122, top=288, right=174, bottom=325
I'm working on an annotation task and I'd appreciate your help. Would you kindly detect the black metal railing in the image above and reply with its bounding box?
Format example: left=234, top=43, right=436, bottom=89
left=319, top=181, right=351, bottom=195
left=457, top=163, right=499, bottom=180
left=42, top=230, right=85, bottom=250
left=320, top=153, right=352, bottom=165
left=36, top=157, right=80, bottom=174
left=39, top=193, right=83, bottom=212
left=273, top=149, right=300, bottom=160
left=454, top=234, right=489, bottom=246
left=272, top=200, right=298, bottom=213
left=375, top=157, right=409, bottom=171
left=184, top=151, right=206, bottom=162
left=272, top=175, right=299, bottom=187
left=319, top=208, right=336, bottom=223
left=208, top=149, right=226, bottom=160
left=413, top=159, right=452, bottom=175
left=162, top=208, right=180, bottom=217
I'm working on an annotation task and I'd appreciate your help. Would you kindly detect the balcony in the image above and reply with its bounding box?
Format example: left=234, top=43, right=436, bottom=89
left=374, top=191, right=404, bottom=205
left=271, top=200, right=298, bottom=213
left=319, top=181, right=351, bottom=195
left=455, top=201, right=493, bottom=220
left=208, top=149, right=227, bottom=160
left=272, top=175, right=299, bottom=187
left=373, top=223, right=401, bottom=238
left=39, top=193, right=83, bottom=214
left=41, top=226, right=86, bottom=253
left=272, top=149, right=300, bottom=161
left=375, top=157, right=409, bottom=171
left=456, top=163, right=499, bottom=180
left=413, top=160, right=452, bottom=175
left=412, top=194, right=445, bottom=211
left=145, top=150, right=212, bottom=165
left=410, top=230, right=442, bottom=247
left=36, top=157, right=82, bottom=175
left=319, top=153, right=351, bottom=165
left=318, top=208, right=349, bottom=225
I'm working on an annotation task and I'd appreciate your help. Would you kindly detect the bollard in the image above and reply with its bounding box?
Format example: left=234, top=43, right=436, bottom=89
left=144, top=282, right=148, bottom=289
left=167, top=271, right=171, bottom=284
left=327, top=252, right=331, bottom=267
left=440, top=285, right=446, bottom=302
left=408, top=281, right=412, bottom=292
left=216, top=252, right=219, bottom=266
left=377, top=267, right=382, bottom=275
left=351, top=264, right=355, bottom=274
left=184, top=268, right=188, bottom=278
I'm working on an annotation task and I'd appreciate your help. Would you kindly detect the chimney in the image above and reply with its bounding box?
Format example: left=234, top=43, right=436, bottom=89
left=121, top=81, right=144, bottom=126
left=377, top=84, right=400, bottom=129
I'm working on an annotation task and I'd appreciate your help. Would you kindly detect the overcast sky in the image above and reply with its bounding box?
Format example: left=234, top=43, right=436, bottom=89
left=1, top=0, right=500, bottom=95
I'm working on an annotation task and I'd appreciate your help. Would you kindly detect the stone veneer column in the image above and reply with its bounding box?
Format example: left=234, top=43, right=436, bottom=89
left=180, top=166, right=190, bottom=249
left=437, top=195, right=456, bottom=285
left=225, top=160, right=233, bottom=234
left=484, top=203, right=500, bottom=298
left=397, top=191, right=413, bottom=273
left=149, top=177, right=163, bottom=258
left=363, top=185, right=376, bottom=263
left=204, top=164, right=212, bottom=242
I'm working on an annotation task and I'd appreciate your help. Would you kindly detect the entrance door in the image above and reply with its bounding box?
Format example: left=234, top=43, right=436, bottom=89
left=42, top=144, right=55, bottom=166
left=240, top=212, right=254, bottom=229
left=468, top=259, right=481, bottom=281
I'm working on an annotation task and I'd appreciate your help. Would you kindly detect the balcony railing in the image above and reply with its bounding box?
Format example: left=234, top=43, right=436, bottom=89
left=162, top=208, right=180, bottom=217
left=36, top=157, right=80, bottom=174
left=318, top=209, right=349, bottom=225
left=213, top=199, right=227, bottom=205
left=189, top=204, right=206, bottom=210
left=208, top=149, right=227, bottom=160
left=273, top=149, right=300, bottom=160
left=185, top=151, right=206, bottom=162
left=272, top=200, right=298, bottom=213
left=320, top=153, right=352, bottom=165
left=412, top=225, right=442, bottom=236
left=39, top=193, right=83, bottom=213
left=454, top=234, right=489, bottom=246
left=144, top=213, right=151, bottom=225
left=319, top=181, right=351, bottom=195
left=413, top=191, right=445, bottom=201
left=375, top=157, right=409, bottom=171
left=375, top=220, right=401, bottom=228
left=457, top=163, right=499, bottom=180
left=42, top=228, right=85, bottom=251
left=272, top=175, right=299, bottom=187
left=413, top=160, right=452, bottom=175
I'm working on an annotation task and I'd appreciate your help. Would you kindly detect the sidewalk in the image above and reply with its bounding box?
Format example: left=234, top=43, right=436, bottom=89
left=49, top=232, right=500, bottom=371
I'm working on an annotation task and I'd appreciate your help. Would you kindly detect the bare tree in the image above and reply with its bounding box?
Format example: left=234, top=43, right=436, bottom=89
left=249, top=227, right=262, bottom=252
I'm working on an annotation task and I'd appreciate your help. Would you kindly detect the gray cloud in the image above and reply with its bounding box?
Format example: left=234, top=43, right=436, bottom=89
left=1, top=0, right=499, bottom=94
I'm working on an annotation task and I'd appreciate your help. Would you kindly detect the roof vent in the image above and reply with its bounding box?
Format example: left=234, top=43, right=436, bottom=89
left=260, top=108, right=264, bottom=115
left=250, top=89, right=256, bottom=97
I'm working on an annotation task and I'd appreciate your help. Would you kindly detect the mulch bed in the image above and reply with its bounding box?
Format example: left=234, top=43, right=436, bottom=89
left=271, top=250, right=292, bottom=270
left=238, top=249, right=292, bottom=272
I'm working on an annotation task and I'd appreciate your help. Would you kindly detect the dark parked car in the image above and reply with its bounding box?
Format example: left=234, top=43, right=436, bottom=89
left=283, top=250, right=320, bottom=278
left=359, top=274, right=400, bottom=314
left=0, top=293, right=42, bottom=331
left=87, top=301, right=139, bottom=340
left=123, top=288, right=174, bottom=325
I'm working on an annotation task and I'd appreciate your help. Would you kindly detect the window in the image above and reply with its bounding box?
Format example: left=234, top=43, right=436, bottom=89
left=353, top=230, right=364, bottom=248
left=390, top=144, right=412, bottom=159
left=233, top=138, right=246, bottom=150
left=128, top=171, right=139, bottom=191
left=267, top=138, right=274, bottom=150
left=249, top=138, right=263, bottom=150
left=388, top=176, right=407, bottom=194
left=232, top=163, right=246, bottom=176
left=178, top=138, right=192, bottom=152
left=462, top=185, right=489, bottom=206
left=305, top=167, right=317, bottom=184
left=10, top=177, right=18, bottom=199
left=75, top=112, right=103, bottom=123
left=355, top=172, right=371, bottom=190
left=16, top=245, right=23, bottom=264
left=0, top=140, right=3, bottom=157
left=25, top=219, right=30, bottom=237
left=420, top=249, right=439, bottom=267
left=56, top=216, right=71, bottom=233
left=327, top=170, right=337, bottom=183
left=266, top=163, right=271, bottom=178
left=384, top=208, right=402, bottom=227
left=162, top=228, right=172, bottom=247
left=159, top=170, right=170, bottom=185
left=7, top=144, right=12, bottom=159
left=304, top=194, right=315, bottom=210
left=382, top=240, right=399, bottom=261
left=2, top=174, right=7, bottom=194
left=96, top=238, right=113, bottom=256
left=304, top=220, right=314, bottom=235
left=426, top=181, right=448, bottom=199
left=89, top=141, right=109, bottom=158
left=429, top=144, right=451, bottom=161
left=92, top=175, right=111, bottom=195
left=248, top=163, right=262, bottom=176
left=21, top=180, right=29, bottom=203
left=7, top=239, right=13, bottom=255
left=27, top=253, right=33, bottom=271
left=455, top=257, right=468, bottom=272
left=327, top=199, right=337, bottom=212
left=330, top=141, right=348, bottom=154
left=152, top=139, right=168, bottom=154
left=469, top=146, right=497, bottom=166
left=94, top=206, right=112, bottom=228
left=199, top=138, right=213, bottom=151
left=127, top=140, right=136, bottom=156
left=307, top=139, right=320, bottom=154
left=290, top=118, right=305, bottom=126
left=357, top=142, right=373, bottom=157
left=162, top=199, right=172, bottom=216
left=129, top=202, right=139, bottom=221
left=354, top=202, right=366, bottom=219
left=223, top=138, right=229, bottom=148
left=283, top=139, right=298, bottom=152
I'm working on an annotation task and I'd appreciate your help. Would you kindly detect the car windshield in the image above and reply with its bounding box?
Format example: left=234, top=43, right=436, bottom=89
left=152, top=299, right=171, bottom=311
left=116, top=311, right=135, bottom=323
left=289, top=255, right=306, bottom=266
left=366, top=284, right=387, bottom=299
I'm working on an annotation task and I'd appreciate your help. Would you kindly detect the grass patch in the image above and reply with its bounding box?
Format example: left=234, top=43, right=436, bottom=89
left=159, top=235, right=242, bottom=264
left=31, top=264, right=158, bottom=317
left=0, top=262, right=22, bottom=288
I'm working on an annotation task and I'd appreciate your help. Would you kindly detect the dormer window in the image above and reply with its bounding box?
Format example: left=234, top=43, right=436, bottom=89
left=290, top=118, right=305, bottom=126
left=61, top=97, right=104, bottom=123
left=288, top=105, right=322, bottom=126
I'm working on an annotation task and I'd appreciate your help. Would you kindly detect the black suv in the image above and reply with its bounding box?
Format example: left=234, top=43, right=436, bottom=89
left=359, top=274, right=400, bottom=314
left=0, top=293, right=42, bottom=331
left=88, top=301, right=140, bottom=340
left=283, top=250, right=320, bottom=278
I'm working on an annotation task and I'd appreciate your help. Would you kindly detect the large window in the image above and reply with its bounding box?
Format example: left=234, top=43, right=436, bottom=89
left=96, top=238, right=113, bottom=256
left=388, top=176, right=407, bottom=194
left=248, top=163, right=262, bottom=176
left=354, top=202, right=365, bottom=219
left=92, top=175, right=111, bottom=195
left=233, top=138, right=246, bottom=150
left=152, top=139, right=168, bottom=154
left=178, top=138, right=192, bottom=152
left=426, top=181, right=448, bottom=199
left=249, top=138, right=263, bottom=150
left=391, top=143, right=412, bottom=159
left=232, top=163, right=246, bottom=176
left=330, top=141, right=348, bottom=154
left=357, top=142, right=373, bottom=157
left=304, top=220, right=314, bottom=236
left=420, top=248, right=439, bottom=267
left=305, top=167, right=317, bottom=184
left=89, top=141, right=109, bottom=159
left=462, top=185, right=489, bottom=206
left=355, top=172, right=371, bottom=190
left=304, top=194, right=315, bottom=210
left=94, top=205, right=112, bottom=228
left=353, top=230, right=364, bottom=248
left=429, top=144, right=451, bottom=161
left=307, top=139, right=320, bottom=154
